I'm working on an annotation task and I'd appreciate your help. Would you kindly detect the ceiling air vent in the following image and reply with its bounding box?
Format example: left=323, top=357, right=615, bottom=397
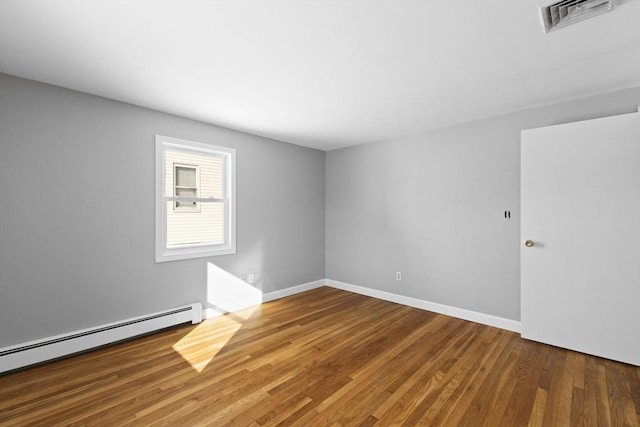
left=540, top=0, right=615, bottom=33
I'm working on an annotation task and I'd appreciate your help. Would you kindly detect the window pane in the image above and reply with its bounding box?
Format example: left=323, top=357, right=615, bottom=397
left=165, top=150, right=223, bottom=199
left=199, top=157, right=224, bottom=199
left=175, top=166, right=197, bottom=187
left=166, top=201, right=225, bottom=246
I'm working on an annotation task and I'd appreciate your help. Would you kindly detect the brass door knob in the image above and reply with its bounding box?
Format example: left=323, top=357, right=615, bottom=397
left=524, top=240, right=535, bottom=247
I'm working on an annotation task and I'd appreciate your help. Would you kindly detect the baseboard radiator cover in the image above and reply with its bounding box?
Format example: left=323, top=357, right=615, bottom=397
left=0, top=302, right=202, bottom=374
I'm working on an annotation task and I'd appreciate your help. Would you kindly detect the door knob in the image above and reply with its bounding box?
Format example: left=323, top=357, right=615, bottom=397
left=524, top=240, right=535, bottom=247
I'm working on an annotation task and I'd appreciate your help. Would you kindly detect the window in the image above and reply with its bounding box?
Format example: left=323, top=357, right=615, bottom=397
left=155, top=135, right=236, bottom=262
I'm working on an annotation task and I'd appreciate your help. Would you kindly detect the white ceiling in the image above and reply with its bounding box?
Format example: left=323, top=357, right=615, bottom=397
left=1, top=1, right=639, bottom=151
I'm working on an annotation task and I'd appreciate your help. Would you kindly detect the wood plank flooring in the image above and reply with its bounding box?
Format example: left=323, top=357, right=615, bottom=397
left=1, top=287, right=639, bottom=426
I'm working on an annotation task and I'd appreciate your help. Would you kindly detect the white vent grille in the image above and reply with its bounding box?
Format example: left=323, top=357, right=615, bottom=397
left=540, top=0, right=615, bottom=33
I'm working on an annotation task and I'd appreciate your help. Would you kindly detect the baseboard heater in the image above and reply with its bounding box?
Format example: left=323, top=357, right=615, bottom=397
left=0, top=302, right=202, bottom=374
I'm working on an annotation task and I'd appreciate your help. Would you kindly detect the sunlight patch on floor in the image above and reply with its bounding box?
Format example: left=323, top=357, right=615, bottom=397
left=172, top=310, right=253, bottom=372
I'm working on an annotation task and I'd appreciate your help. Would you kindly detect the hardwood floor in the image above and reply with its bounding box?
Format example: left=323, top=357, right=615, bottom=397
left=1, top=287, right=639, bottom=426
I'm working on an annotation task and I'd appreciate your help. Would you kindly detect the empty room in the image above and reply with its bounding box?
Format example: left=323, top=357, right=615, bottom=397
left=1, top=1, right=639, bottom=425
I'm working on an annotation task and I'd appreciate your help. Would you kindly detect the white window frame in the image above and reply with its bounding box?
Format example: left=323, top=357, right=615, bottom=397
left=155, top=135, right=236, bottom=262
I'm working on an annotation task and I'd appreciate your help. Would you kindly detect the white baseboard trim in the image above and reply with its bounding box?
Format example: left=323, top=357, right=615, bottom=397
left=202, top=279, right=326, bottom=319
left=199, top=277, right=520, bottom=333
left=262, top=279, right=326, bottom=303
left=325, top=279, right=521, bottom=333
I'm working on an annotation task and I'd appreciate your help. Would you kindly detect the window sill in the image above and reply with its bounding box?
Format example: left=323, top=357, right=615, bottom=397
left=155, top=245, right=236, bottom=263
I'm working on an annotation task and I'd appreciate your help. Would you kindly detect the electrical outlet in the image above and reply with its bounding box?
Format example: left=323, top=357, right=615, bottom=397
left=241, top=274, right=247, bottom=281
left=396, top=272, right=402, bottom=281
left=248, top=273, right=255, bottom=284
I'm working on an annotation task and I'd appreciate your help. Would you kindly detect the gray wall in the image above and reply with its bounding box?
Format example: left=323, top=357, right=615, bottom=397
left=2, top=72, right=638, bottom=347
left=0, top=74, right=326, bottom=347
left=326, top=87, right=640, bottom=321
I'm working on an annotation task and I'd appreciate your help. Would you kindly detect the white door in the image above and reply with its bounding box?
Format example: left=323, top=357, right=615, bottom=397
left=521, top=112, right=640, bottom=366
